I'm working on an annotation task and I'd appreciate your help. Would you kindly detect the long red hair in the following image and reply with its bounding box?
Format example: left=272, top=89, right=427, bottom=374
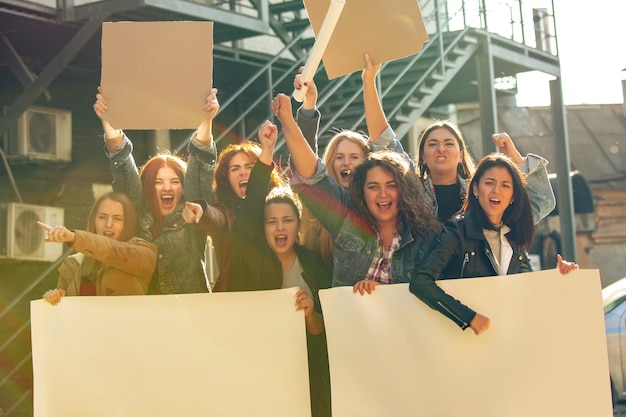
left=139, top=154, right=187, bottom=237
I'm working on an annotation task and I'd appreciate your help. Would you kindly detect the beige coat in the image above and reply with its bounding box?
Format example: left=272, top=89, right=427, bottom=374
left=57, top=231, right=157, bottom=296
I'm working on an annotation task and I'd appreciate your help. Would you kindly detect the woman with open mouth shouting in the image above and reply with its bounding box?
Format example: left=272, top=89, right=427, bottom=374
left=293, top=54, right=411, bottom=271
left=93, top=87, right=219, bottom=294
left=408, top=153, right=578, bottom=335
left=41, top=192, right=157, bottom=304
left=273, top=93, right=441, bottom=291
left=222, top=120, right=332, bottom=417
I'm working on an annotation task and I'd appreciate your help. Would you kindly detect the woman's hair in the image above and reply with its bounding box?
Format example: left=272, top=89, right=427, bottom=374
left=349, top=151, right=441, bottom=237
left=82, top=191, right=139, bottom=280
left=302, top=130, right=370, bottom=262
left=266, top=186, right=302, bottom=220
left=322, top=130, right=370, bottom=182
left=417, top=120, right=475, bottom=180
left=139, top=153, right=187, bottom=237
left=213, top=141, right=285, bottom=213
left=463, top=153, right=535, bottom=252
left=86, top=191, right=138, bottom=242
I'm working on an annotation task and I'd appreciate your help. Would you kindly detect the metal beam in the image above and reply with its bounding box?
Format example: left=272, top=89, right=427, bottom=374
left=550, top=78, right=577, bottom=262
left=476, top=40, right=498, bottom=157
left=0, top=35, right=51, bottom=101
left=0, top=17, right=102, bottom=137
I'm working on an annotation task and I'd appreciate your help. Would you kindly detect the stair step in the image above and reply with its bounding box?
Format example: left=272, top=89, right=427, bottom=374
left=281, top=18, right=310, bottom=32
left=270, top=0, right=306, bottom=14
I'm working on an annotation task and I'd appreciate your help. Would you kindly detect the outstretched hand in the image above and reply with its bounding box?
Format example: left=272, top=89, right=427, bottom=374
left=93, top=86, right=108, bottom=121
left=361, top=53, right=382, bottom=84
left=258, top=120, right=278, bottom=150
left=295, top=289, right=315, bottom=318
left=36, top=221, right=75, bottom=243
left=469, top=313, right=490, bottom=335
left=294, top=66, right=317, bottom=110
left=182, top=201, right=204, bottom=224
left=353, top=279, right=380, bottom=295
left=557, top=254, right=579, bottom=275
left=43, top=288, right=66, bottom=306
left=202, top=88, right=220, bottom=121
left=492, top=132, right=523, bottom=163
left=271, top=93, right=294, bottom=125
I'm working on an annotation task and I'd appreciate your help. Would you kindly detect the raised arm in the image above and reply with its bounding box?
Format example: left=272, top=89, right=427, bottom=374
left=94, top=86, right=124, bottom=153
left=362, top=53, right=388, bottom=141
left=272, top=93, right=318, bottom=179
left=492, top=132, right=556, bottom=223
left=294, top=69, right=320, bottom=156
left=93, top=87, right=143, bottom=204
left=186, top=89, right=220, bottom=202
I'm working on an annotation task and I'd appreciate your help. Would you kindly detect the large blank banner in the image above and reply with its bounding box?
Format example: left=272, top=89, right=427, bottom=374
left=31, top=289, right=310, bottom=417
left=319, top=269, right=612, bottom=417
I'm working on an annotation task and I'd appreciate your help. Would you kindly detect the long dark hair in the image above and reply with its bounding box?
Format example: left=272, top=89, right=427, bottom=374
left=349, top=151, right=441, bottom=237
left=463, top=153, right=535, bottom=252
left=214, top=141, right=284, bottom=215
left=139, top=153, right=187, bottom=237
left=417, top=120, right=475, bottom=180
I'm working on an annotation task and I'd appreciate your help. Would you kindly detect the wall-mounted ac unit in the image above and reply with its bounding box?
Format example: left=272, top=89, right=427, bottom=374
left=3, top=105, right=72, bottom=162
left=0, top=203, right=65, bottom=262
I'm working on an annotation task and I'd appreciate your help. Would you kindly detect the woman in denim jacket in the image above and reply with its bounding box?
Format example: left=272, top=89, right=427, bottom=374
left=273, top=94, right=441, bottom=291
left=93, top=87, right=219, bottom=294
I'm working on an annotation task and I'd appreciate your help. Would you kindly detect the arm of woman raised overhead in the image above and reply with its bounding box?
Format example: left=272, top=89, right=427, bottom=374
left=185, top=88, right=220, bottom=202
left=272, top=93, right=318, bottom=179
left=294, top=68, right=321, bottom=156
left=94, top=86, right=143, bottom=205
left=362, top=53, right=388, bottom=141
left=362, top=54, right=415, bottom=169
left=492, top=132, right=555, bottom=224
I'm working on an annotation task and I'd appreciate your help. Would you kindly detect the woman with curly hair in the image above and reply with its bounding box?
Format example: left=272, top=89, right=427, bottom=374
left=273, top=93, right=440, bottom=291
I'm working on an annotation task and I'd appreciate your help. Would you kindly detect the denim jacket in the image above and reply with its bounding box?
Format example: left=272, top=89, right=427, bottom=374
left=106, top=134, right=216, bottom=294
left=292, top=161, right=437, bottom=287
left=422, top=153, right=555, bottom=224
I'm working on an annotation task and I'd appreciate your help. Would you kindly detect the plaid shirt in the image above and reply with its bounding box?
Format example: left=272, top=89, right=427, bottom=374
left=364, top=229, right=401, bottom=284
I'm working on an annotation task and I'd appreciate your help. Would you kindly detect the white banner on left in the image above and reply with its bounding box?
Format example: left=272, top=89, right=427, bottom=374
left=31, top=288, right=310, bottom=417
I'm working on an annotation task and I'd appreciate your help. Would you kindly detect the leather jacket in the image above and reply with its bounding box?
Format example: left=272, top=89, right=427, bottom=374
left=409, top=214, right=533, bottom=330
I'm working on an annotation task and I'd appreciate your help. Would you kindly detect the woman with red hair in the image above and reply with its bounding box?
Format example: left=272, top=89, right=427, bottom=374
left=93, top=87, right=219, bottom=294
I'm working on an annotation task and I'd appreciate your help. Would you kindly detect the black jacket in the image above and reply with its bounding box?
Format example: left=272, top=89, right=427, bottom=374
left=409, top=214, right=532, bottom=329
left=227, top=160, right=332, bottom=417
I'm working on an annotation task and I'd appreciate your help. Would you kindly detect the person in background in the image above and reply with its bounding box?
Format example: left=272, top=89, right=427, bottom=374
left=93, top=87, right=218, bottom=294
left=181, top=139, right=285, bottom=292
left=293, top=54, right=411, bottom=270
left=222, top=120, right=332, bottom=417
left=273, top=92, right=440, bottom=292
left=417, top=122, right=555, bottom=224
left=42, top=192, right=157, bottom=305
left=408, top=153, right=579, bottom=335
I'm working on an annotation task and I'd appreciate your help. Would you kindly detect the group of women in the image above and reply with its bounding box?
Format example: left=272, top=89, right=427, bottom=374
left=41, top=54, right=578, bottom=416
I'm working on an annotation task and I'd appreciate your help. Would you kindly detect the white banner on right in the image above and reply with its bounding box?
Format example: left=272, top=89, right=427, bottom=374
left=319, top=269, right=611, bottom=417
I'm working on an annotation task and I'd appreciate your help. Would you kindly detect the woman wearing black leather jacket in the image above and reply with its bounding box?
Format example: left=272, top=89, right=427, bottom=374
left=408, top=153, right=578, bottom=335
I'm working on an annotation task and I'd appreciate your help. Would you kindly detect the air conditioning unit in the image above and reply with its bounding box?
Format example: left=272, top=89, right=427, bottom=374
left=0, top=203, right=65, bottom=262
left=3, top=106, right=72, bottom=162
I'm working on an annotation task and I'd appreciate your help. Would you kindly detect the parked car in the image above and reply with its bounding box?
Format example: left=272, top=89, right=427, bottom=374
left=604, top=276, right=626, bottom=404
